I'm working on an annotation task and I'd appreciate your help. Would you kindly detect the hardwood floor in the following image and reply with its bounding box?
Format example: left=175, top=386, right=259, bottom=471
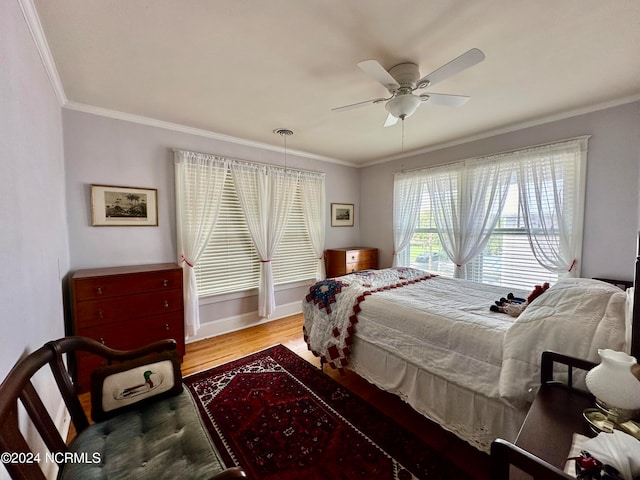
left=75, top=313, right=490, bottom=479
left=182, top=313, right=491, bottom=480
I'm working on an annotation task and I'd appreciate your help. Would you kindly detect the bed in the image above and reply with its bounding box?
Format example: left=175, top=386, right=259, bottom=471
left=302, top=261, right=638, bottom=452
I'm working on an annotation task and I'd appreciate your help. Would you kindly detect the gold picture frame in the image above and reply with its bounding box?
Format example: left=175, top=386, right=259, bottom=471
left=331, top=203, right=354, bottom=227
left=91, top=184, right=158, bottom=226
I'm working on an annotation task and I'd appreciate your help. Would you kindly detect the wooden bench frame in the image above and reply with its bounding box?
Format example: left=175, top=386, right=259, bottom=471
left=0, top=336, right=246, bottom=480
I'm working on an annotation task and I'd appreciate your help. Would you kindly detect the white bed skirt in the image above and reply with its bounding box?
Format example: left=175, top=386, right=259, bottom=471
left=348, top=335, right=529, bottom=453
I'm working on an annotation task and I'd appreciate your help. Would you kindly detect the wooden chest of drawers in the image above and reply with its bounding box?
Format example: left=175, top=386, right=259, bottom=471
left=325, top=247, right=378, bottom=278
left=71, top=263, right=184, bottom=391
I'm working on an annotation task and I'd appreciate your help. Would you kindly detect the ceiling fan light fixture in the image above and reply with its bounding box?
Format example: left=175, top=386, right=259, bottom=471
left=385, top=94, right=421, bottom=119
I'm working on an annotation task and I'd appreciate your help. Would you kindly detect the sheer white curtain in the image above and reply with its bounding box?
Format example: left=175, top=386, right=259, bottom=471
left=300, top=172, right=326, bottom=280
left=517, top=138, right=588, bottom=277
left=230, top=162, right=299, bottom=317
left=426, top=159, right=514, bottom=278
left=392, top=171, right=425, bottom=266
left=174, top=150, right=228, bottom=337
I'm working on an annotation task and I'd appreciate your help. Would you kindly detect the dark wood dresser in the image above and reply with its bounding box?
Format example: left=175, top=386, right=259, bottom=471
left=71, top=263, right=185, bottom=391
left=325, top=247, right=378, bottom=277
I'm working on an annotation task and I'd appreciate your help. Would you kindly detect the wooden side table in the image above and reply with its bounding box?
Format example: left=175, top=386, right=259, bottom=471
left=510, top=352, right=597, bottom=478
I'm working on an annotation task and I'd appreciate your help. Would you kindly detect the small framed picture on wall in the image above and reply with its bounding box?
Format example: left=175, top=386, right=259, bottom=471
left=91, top=184, right=158, bottom=226
left=331, top=203, right=354, bottom=227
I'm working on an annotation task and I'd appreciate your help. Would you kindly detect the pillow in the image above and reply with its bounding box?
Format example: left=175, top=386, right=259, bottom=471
left=90, top=350, right=183, bottom=422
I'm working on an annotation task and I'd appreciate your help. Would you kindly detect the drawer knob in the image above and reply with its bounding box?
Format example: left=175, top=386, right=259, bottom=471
left=98, top=337, right=105, bottom=345
left=97, top=287, right=103, bottom=295
left=98, top=311, right=104, bottom=319
left=163, top=279, right=169, bottom=287
left=164, top=323, right=170, bottom=331
left=163, top=300, right=169, bottom=308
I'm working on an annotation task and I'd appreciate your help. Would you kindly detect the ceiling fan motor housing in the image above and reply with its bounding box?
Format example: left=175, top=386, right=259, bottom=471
left=387, top=62, right=421, bottom=92
left=384, top=63, right=422, bottom=118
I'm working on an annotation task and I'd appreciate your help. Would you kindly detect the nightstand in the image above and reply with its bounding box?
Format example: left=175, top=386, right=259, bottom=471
left=492, top=352, right=597, bottom=479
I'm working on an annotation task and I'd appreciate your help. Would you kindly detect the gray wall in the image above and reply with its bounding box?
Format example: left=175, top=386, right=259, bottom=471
left=1, top=2, right=70, bottom=476
left=0, top=0, right=69, bottom=378
left=62, top=109, right=361, bottom=334
left=360, top=101, right=640, bottom=281
left=62, top=101, right=640, bottom=338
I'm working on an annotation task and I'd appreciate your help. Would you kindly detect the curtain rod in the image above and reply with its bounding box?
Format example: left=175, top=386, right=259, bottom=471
left=396, top=135, right=591, bottom=175
left=172, top=148, right=325, bottom=177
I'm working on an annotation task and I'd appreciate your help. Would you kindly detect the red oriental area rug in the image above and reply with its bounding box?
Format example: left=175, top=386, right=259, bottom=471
left=184, top=345, right=470, bottom=480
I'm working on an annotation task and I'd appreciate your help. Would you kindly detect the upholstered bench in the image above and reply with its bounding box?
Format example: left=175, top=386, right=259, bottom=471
left=0, top=337, right=246, bottom=480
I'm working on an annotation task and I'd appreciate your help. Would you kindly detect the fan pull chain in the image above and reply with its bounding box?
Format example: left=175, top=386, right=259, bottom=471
left=401, top=118, right=405, bottom=155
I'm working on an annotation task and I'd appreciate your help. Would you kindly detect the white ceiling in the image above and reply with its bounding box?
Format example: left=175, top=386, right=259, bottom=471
left=32, top=0, right=640, bottom=165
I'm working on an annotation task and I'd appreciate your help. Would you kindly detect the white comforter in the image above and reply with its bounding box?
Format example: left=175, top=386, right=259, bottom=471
left=303, top=268, right=629, bottom=407
left=354, top=275, right=528, bottom=399
left=500, top=277, right=628, bottom=407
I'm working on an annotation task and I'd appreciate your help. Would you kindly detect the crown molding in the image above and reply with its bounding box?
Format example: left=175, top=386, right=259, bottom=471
left=21, top=0, right=639, bottom=170
left=63, top=102, right=357, bottom=167
left=18, top=0, right=67, bottom=106
left=19, top=0, right=356, bottom=168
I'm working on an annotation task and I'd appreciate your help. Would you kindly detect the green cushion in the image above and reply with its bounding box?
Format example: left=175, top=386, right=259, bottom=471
left=61, top=389, right=226, bottom=480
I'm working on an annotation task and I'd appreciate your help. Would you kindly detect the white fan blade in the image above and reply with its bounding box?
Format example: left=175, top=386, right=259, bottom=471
left=332, top=97, right=387, bottom=112
left=357, top=60, right=400, bottom=92
left=384, top=113, right=398, bottom=127
left=421, top=93, right=470, bottom=107
left=417, top=48, right=485, bottom=88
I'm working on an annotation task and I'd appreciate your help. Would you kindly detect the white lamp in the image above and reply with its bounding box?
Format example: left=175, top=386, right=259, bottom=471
left=585, top=349, right=640, bottom=423
left=385, top=94, right=421, bottom=120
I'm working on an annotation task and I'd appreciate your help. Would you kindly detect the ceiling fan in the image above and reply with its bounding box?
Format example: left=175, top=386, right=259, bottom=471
left=333, top=48, right=485, bottom=127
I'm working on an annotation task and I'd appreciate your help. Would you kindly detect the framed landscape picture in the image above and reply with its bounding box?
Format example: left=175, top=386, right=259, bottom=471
left=331, top=203, right=354, bottom=227
left=91, top=184, right=158, bottom=226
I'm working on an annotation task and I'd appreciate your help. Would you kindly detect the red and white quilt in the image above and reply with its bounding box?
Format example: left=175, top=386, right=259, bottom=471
left=302, top=267, right=433, bottom=371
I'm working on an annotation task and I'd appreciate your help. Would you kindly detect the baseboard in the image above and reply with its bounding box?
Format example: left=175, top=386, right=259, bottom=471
left=186, top=301, right=302, bottom=344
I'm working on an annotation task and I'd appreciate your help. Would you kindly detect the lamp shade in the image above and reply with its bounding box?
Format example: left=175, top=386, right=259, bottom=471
left=385, top=94, right=421, bottom=120
left=586, top=349, right=640, bottom=413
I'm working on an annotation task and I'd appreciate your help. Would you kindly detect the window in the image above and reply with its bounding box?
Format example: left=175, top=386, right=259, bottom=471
left=398, top=137, right=587, bottom=289
left=407, top=179, right=557, bottom=289
left=194, top=170, right=318, bottom=297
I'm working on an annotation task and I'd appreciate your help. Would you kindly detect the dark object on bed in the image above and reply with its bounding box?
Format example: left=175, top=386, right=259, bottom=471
left=0, top=336, right=247, bottom=480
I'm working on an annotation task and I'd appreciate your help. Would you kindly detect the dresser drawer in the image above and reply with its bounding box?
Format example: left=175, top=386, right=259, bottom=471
left=345, top=249, right=376, bottom=263
left=73, top=268, right=182, bottom=302
left=75, top=312, right=184, bottom=351
left=74, top=289, right=183, bottom=327
left=325, top=247, right=378, bottom=277
left=345, top=261, right=374, bottom=273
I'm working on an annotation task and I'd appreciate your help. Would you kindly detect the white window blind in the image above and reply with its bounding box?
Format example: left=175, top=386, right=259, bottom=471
left=194, top=170, right=317, bottom=297
left=403, top=137, right=587, bottom=289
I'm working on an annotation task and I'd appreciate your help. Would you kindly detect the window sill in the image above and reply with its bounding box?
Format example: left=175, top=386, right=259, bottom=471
left=198, top=278, right=315, bottom=306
